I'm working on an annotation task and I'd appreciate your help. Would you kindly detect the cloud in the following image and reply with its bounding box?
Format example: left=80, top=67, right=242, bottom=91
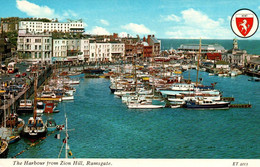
left=227, top=16, right=231, bottom=21
left=63, top=10, right=78, bottom=18
left=83, top=22, right=88, bottom=28
left=100, top=19, right=109, bottom=26
left=181, top=8, right=221, bottom=29
left=16, top=0, right=57, bottom=18
left=165, top=8, right=233, bottom=39
left=16, top=0, right=80, bottom=21
left=161, top=14, right=181, bottom=22
left=121, top=23, right=154, bottom=35
left=90, top=26, right=110, bottom=35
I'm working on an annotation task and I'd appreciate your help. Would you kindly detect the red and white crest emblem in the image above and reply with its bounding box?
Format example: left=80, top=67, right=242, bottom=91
left=236, top=17, right=253, bottom=37
left=231, top=9, right=259, bottom=38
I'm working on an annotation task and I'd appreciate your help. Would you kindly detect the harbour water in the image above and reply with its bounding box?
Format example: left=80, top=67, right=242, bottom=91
left=8, top=70, right=260, bottom=158
left=160, top=39, right=260, bottom=55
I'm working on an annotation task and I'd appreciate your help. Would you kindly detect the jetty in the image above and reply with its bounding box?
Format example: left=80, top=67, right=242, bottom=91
left=230, top=104, right=252, bottom=108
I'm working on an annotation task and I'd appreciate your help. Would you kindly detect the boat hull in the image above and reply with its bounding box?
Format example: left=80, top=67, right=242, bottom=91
left=17, top=107, right=34, bottom=113
left=184, top=103, right=230, bottom=109
left=22, top=130, right=47, bottom=139
left=8, top=136, right=21, bottom=144
left=128, top=104, right=164, bottom=109
left=0, top=141, right=9, bottom=158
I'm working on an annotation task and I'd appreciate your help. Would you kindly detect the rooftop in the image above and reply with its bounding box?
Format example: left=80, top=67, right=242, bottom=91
left=178, top=44, right=225, bottom=51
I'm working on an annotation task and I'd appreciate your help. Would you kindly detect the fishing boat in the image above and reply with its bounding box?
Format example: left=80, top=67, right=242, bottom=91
left=0, top=97, right=24, bottom=145
left=22, top=117, right=47, bottom=138
left=44, top=102, right=59, bottom=113
left=0, top=139, right=9, bottom=158
left=46, top=118, right=57, bottom=131
left=6, top=113, right=25, bottom=134
left=184, top=99, right=230, bottom=109
left=22, top=71, right=47, bottom=139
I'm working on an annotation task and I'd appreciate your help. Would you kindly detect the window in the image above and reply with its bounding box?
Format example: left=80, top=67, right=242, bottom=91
left=35, top=39, right=41, bottom=43
left=35, top=45, right=37, bottom=50
left=39, top=45, right=41, bottom=50
left=39, top=52, right=41, bottom=58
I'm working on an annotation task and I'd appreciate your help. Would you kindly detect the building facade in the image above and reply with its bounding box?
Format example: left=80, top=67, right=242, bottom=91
left=19, top=19, right=84, bottom=33
left=0, top=17, right=20, bottom=33
left=222, top=39, right=248, bottom=66
left=80, top=39, right=90, bottom=62
left=89, top=41, right=125, bottom=63
left=17, top=31, right=52, bottom=63
left=147, top=35, right=161, bottom=57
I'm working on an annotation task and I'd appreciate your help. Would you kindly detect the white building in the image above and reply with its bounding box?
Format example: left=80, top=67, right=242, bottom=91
left=89, top=41, right=125, bottom=63
left=52, top=39, right=67, bottom=62
left=17, top=31, right=52, bottom=63
left=80, top=39, right=90, bottom=62
left=52, top=38, right=83, bottom=62
left=19, top=19, right=84, bottom=33
left=111, top=42, right=125, bottom=62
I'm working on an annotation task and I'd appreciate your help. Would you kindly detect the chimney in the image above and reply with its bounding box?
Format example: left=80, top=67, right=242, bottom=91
left=113, top=33, right=118, bottom=38
left=147, top=35, right=151, bottom=44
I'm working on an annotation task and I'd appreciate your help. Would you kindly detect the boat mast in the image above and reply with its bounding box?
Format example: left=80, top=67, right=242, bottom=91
left=3, top=95, right=6, bottom=128
left=33, top=69, right=38, bottom=125
left=196, top=39, right=201, bottom=87
left=65, top=113, right=68, bottom=159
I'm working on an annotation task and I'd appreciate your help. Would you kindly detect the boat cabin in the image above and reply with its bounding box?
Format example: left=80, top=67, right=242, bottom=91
left=27, top=117, right=44, bottom=127
left=44, top=102, right=55, bottom=113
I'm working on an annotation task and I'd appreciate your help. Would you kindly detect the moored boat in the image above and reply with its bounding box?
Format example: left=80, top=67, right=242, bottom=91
left=17, top=99, right=33, bottom=113
left=22, top=70, right=47, bottom=139
left=0, top=139, right=9, bottom=158
left=46, top=118, right=57, bottom=131
left=6, top=135, right=21, bottom=144
left=184, top=99, right=230, bottom=109
left=22, top=117, right=47, bottom=138
left=36, top=101, right=45, bottom=115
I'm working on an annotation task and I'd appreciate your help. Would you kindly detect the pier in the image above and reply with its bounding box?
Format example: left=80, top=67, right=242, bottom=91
left=229, top=104, right=252, bottom=108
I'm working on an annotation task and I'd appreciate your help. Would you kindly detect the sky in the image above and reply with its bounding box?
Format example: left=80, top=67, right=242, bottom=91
left=1, top=0, right=260, bottom=39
